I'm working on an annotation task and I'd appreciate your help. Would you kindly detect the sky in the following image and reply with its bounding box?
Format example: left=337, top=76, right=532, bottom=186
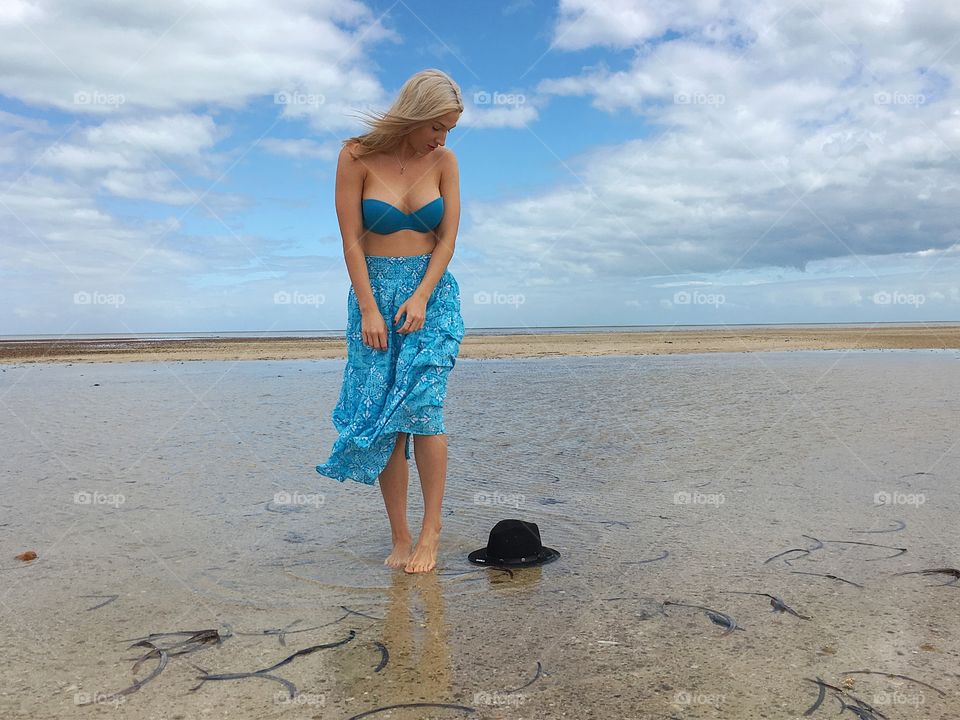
left=1, top=0, right=958, bottom=336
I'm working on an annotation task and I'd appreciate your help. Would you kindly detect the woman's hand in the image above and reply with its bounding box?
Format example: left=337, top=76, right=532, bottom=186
left=360, top=308, right=389, bottom=350
left=394, top=293, right=427, bottom=334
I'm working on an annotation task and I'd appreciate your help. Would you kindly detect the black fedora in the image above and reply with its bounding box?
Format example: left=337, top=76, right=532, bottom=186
left=468, top=519, right=560, bottom=567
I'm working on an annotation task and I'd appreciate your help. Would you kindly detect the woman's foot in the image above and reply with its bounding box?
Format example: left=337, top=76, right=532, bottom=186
left=404, top=524, right=441, bottom=573
left=385, top=536, right=414, bottom=568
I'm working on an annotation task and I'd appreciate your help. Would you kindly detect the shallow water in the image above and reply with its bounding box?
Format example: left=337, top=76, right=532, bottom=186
left=1, top=350, right=958, bottom=719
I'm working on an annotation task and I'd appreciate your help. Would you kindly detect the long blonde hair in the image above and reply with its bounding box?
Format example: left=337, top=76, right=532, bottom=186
left=344, top=69, right=463, bottom=159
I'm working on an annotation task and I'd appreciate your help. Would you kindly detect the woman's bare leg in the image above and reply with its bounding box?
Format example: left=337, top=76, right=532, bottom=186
left=405, top=433, right=448, bottom=573
left=380, top=432, right=413, bottom=568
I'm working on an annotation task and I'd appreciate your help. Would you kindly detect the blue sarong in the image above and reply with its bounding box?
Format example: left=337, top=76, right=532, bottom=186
left=316, top=253, right=465, bottom=485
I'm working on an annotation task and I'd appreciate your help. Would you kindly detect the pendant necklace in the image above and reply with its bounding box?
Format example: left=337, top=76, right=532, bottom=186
left=394, top=148, right=408, bottom=175
left=393, top=146, right=422, bottom=175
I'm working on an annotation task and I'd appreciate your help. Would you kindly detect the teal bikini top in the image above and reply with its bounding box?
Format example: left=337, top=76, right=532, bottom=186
left=362, top=196, right=444, bottom=234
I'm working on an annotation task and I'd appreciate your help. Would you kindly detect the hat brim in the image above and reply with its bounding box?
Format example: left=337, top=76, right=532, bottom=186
left=467, top=545, right=560, bottom=567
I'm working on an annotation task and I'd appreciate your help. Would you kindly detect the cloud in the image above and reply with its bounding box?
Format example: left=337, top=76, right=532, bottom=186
left=462, top=0, right=960, bottom=288
left=0, top=0, right=398, bottom=332
left=550, top=0, right=676, bottom=50
left=27, top=113, right=236, bottom=204
left=463, top=87, right=541, bottom=128
left=99, top=168, right=202, bottom=204
left=260, top=137, right=340, bottom=161
left=41, top=114, right=219, bottom=171
left=463, top=100, right=540, bottom=128
left=0, top=0, right=390, bottom=130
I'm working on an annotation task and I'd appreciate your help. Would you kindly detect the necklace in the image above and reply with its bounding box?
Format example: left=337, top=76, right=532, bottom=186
left=393, top=146, right=422, bottom=175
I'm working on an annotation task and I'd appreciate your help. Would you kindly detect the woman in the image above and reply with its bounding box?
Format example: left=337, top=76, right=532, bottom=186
left=316, top=69, right=465, bottom=575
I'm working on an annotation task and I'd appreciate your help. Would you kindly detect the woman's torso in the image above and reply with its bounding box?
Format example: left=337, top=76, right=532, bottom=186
left=353, top=142, right=445, bottom=257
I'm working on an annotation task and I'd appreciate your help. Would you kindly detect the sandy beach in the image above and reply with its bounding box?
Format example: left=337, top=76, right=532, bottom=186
left=2, top=324, right=960, bottom=364
left=1, top=350, right=958, bottom=719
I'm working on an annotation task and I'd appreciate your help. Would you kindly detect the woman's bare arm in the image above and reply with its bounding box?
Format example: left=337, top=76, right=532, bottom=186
left=335, top=142, right=377, bottom=314
left=412, top=147, right=460, bottom=301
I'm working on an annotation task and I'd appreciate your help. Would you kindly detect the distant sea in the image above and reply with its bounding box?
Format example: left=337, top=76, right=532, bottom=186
left=2, top=320, right=959, bottom=342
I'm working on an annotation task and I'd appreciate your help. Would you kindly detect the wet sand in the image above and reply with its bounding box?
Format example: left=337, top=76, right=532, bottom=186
left=1, top=350, right=958, bottom=719
left=2, top=323, right=960, bottom=363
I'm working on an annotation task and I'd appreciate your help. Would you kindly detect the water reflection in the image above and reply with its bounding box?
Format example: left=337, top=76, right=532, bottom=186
left=337, top=570, right=458, bottom=718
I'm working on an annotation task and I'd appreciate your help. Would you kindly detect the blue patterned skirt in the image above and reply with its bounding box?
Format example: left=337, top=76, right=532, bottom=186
left=316, top=253, right=465, bottom=485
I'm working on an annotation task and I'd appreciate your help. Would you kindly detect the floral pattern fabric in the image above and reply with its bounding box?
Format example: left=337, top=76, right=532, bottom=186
left=316, top=253, right=465, bottom=485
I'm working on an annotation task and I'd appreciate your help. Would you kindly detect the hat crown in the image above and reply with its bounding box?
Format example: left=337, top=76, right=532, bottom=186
left=486, top=519, right=543, bottom=562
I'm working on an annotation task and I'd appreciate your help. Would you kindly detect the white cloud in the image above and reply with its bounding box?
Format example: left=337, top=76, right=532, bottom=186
left=261, top=137, right=340, bottom=161
left=100, top=168, right=200, bottom=204
left=550, top=0, right=743, bottom=51
left=0, top=0, right=390, bottom=130
left=463, top=0, right=960, bottom=289
left=0, top=1, right=404, bottom=333
left=463, top=101, right=540, bottom=128
left=85, top=114, right=221, bottom=158
left=32, top=113, right=228, bottom=203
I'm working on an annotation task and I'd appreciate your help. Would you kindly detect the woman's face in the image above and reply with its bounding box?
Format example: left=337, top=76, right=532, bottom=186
left=406, top=111, right=461, bottom=154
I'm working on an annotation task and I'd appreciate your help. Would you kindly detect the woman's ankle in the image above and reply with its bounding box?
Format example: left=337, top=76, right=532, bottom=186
left=391, top=530, right=413, bottom=544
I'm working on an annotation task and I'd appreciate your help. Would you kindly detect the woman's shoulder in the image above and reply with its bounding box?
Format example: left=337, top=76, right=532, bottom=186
left=341, top=139, right=365, bottom=161
left=437, top=146, right=458, bottom=177
left=438, top=145, right=457, bottom=163
left=343, top=140, right=393, bottom=168
left=340, top=142, right=376, bottom=185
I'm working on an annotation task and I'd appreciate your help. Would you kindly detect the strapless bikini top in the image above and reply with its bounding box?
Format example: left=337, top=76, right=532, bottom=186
left=362, top=196, right=444, bottom=234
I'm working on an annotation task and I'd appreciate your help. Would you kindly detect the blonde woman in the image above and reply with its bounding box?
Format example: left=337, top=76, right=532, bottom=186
left=316, top=69, right=465, bottom=574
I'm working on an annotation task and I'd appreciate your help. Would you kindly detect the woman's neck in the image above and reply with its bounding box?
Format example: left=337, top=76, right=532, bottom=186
left=393, top=138, right=425, bottom=164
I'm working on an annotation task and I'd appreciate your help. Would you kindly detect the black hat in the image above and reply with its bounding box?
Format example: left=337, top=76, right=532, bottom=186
left=468, top=519, right=560, bottom=567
